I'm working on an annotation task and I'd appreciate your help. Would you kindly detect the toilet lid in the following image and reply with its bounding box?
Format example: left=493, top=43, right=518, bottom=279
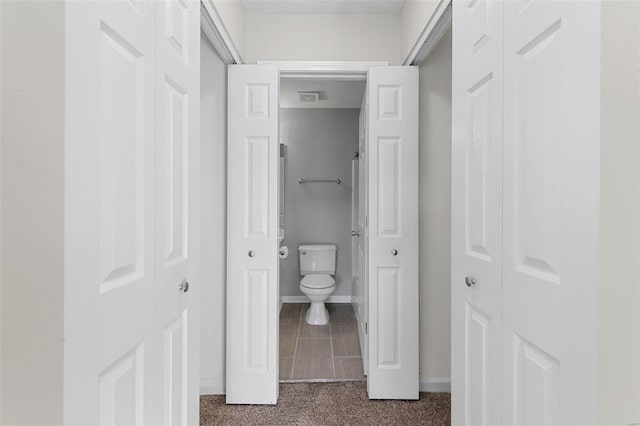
left=301, top=274, right=335, bottom=289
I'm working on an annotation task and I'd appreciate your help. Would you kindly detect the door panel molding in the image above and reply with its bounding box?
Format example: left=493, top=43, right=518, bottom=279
left=502, top=2, right=600, bottom=424
left=451, top=0, right=504, bottom=424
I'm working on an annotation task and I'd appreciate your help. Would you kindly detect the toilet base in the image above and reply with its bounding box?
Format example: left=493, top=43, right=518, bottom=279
left=306, top=302, right=329, bottom=325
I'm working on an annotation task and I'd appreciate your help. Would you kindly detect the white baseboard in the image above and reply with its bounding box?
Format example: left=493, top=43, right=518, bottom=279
left=281, top=295, right=352, bottom=304
left=419, top=378, right=451, bottom=393
left=200, top=380, right=225, bottom=395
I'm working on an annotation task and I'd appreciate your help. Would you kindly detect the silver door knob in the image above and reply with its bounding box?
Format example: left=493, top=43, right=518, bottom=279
left=352, top=230, right=360, bottom=237
left=248, top=250, right=255, bottom=257
left=465, top=276, right=476, bottom=287
left=391, top=249, right=398, bottom=256
left=179, top=281, right=189, bottom=293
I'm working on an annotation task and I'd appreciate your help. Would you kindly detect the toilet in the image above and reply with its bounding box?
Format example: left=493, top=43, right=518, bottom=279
left=298, top=244, right=337, bottom=325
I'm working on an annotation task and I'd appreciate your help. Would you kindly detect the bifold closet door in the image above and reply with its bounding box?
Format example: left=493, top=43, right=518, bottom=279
left=502, top=2, right=600, bottom=424
left=154, top=1, right=201, bottom=424
left=226, top=65, right=280, bottom=405
left=451, top=1, right=504, bottom=424
left=65, top=1, right=201, bottom=424
left=453, top=0, right=602, bottom=425
left=366, top=66, right=419, bottom=400
left=65, top=2, right=158, bottom=424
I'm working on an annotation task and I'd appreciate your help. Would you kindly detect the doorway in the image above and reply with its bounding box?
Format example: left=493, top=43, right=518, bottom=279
left=276, top=78, right=366, bottom=381
left=225, top=62, right=420, bottom=404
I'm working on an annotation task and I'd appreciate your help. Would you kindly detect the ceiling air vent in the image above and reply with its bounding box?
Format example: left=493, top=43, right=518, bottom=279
left=298, top=92, right=320, bottom=103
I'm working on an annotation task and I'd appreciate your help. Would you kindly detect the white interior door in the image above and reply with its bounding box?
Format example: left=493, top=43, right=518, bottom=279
left=64, top=2, right=157, bottom=424
left=366, top=66, right=419, bottom=399
left=502, top=2, right=600, bottom=424
left=65, top=1, right=200, bottom=423
left=154, top=1, right=200, bottom=425
left=451, top=1, right=504, bottom=424
left=226, top=65, right=280, bottom=404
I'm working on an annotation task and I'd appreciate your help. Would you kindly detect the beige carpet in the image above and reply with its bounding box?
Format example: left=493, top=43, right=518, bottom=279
left=200, top=382, right=451, bottom=425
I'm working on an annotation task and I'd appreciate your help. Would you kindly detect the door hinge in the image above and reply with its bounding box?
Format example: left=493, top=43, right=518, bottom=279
left=365, top=216, right=368, bottom=227
left=365, top=322, right=368, bottom=334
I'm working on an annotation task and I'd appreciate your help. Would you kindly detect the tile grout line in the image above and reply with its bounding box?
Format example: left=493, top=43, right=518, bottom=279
left=289, top=304, right=304, bottom=379
left=329, top=305, right=337, bottom=379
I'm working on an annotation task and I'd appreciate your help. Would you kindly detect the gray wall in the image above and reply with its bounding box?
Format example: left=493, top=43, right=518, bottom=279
left=280, top=109, right=359, bottom=298
left=599, top=2, right=640, bottom=422
left=418, top=28, right=452, bottom=386
left=199, top=33, right=227, bottom=395
left=1, top=1, right=65, bottom=423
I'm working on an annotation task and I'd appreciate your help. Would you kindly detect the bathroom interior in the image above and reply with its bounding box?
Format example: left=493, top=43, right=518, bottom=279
left=277, top=77, right=366, bottom=382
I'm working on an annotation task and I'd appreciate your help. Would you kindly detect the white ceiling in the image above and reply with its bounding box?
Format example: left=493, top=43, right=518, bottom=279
left=242, top=0, right=406, bottom=15
left=280, top=79, right=366, bottom=109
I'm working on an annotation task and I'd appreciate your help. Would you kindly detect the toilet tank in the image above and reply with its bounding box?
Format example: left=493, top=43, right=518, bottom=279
left=299, top=244, right=337, bottom=275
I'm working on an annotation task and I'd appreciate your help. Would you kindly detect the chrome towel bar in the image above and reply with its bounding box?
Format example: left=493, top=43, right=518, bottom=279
left=298, top=178, right=341, bottom=184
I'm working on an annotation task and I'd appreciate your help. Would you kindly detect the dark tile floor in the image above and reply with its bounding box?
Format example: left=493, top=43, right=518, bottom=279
left=279, top=303, right=365, bottom=381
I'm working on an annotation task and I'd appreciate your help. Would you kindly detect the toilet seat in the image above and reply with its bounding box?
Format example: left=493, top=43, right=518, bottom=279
left=300, top=274, right=335, bottom=289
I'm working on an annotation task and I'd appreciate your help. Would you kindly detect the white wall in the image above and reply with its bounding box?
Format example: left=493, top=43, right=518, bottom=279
left=211, top=1, right=445, bottom=66
left=199, top=33, right=228, bottom=395
left=279, top=109, right=359, bottom=299
left=599, top=1, right=640, bottom=424
left=213, top=0, right=246, bottom=61
left=244, top=14, right=402, bottom=64
left=417, top=28, right=452, bottom=389
left=0, top=1, right=65, bottom=424
left=400, top=0, right=440, bottom=63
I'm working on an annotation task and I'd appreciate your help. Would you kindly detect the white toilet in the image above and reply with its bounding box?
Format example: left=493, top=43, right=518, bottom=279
left=298, top=244, right=337, bottom=325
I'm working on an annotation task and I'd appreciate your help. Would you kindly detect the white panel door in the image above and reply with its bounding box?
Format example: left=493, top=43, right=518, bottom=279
left=451, top=1, right=504, bottom=424
left=367, top=66, right=419, bottom=399
left=502, top=2, right=600, bottom=425
left=226, top=65, right=279, bottom=404
left=154, top=1, right=200, bottom=425
left=64, top=1, right=157, bottom=424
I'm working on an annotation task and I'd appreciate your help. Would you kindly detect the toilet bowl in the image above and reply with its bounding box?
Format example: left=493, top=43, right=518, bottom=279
left=300, top=274, right=335, bottom=325
left=298, top=244, right=337, bottom=325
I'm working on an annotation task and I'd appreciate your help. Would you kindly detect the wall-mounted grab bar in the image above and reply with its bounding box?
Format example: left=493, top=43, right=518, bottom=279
left=298, top=178, right=341, bottom=184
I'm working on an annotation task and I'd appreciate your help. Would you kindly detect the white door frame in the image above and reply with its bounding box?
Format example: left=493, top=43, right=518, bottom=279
left=258, top=61, right=387, bottom=81
left=200, top=0, right=244, bottom=64
left=403, top=0, right=452, bottom=65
